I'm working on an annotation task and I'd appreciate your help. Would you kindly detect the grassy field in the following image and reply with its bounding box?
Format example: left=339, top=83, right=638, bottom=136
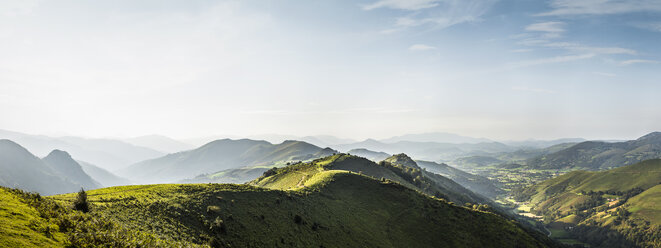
left=627, top=184, right=661, bottom=225
left=0, top=188, right=65, bottom=247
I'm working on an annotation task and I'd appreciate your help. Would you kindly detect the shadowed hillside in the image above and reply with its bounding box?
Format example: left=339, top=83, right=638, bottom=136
left=416, top=160, right=503, bottom=199
left=0, top=140, right=86, bottom=195
left=42, top=150, right=101, bottom=190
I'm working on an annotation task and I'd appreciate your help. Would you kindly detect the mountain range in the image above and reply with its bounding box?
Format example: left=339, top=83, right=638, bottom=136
left=118, top=139, right=338, bottom=184
left=334, top=139, right=515, bottom=162
left=123, top=135, right=195, bottom=154
left=525, top=132, right=661, bottom=170
left=0, top=129, right=164, bottom=171
left=347, top=148, right=391, bottom=161
left=0, top=140, right=102, bottom=195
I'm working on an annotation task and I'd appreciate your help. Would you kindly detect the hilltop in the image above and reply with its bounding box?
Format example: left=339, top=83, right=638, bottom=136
left=251, top=154, right=489, bottom=205
left=514, top=159, right=661, bottom=247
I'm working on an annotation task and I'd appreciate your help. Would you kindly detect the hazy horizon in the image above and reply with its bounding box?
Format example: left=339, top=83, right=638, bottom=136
left=1, top=0, right=659, bottom=141
left=0, top=127, right=653, bottom=144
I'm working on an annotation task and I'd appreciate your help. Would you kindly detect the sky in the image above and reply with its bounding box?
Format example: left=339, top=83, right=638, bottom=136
left=0, top=0, right=660, bottom=141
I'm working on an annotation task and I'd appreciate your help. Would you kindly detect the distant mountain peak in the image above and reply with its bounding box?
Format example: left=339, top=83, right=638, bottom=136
left=46, top=149, right=72, bottom=159
left=638, top=131, right=661, bottom=141
left=42, top=149, right=101, bottom=190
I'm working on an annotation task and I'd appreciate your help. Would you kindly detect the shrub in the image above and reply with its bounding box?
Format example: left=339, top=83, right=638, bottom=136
left=73, top=188, right=89, bottom=213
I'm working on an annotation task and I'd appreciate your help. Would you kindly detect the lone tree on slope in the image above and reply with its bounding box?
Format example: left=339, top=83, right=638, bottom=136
left=73, top=188, right=90, bottom=213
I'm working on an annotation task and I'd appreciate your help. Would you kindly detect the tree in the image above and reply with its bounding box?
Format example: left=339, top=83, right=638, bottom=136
left=73, top=188, right=89, bottom=213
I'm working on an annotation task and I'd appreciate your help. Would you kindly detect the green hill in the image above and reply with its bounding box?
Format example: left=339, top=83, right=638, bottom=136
left=525, top=132, right=661, bottom=170
left=514, top=159, right=661, bottom=247
left=42, top=168, right=560, bottom=247
left=252, top=154, right=489, bottom=205
left=118, top=139, right=337, bottom=184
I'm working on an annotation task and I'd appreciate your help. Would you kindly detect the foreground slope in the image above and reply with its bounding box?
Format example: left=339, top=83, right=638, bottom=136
left=51, top=171, right=560, bottom=247
left=0, top=187, right=193, bottom=247
left=514, top=159, right=661, bottom=247
left=0, top=187, right=65, bottom=247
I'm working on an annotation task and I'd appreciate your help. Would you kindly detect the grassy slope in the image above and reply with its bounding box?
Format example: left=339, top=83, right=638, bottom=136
left=51, top=171, right=558, bottom=248
left=518, top=159, right=661, bottom=247
left=0, top=188, right=65, bottom=247
left=627, top=184, right=661, bottom=225
left=0, top=187, right=191, bottom=248
left=521, top=159, right=661, bottom=208
left=252, top=154, right=486, bottom=205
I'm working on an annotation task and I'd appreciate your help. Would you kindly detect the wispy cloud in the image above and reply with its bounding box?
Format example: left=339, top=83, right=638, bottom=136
left=512, top=86, right=557, bottom=94
left=537, top=0, right=661, bottom=16
left=526, top=22, right=565, bottom=33
left=620, top=59, right=660, bottom=65
left=510, top=49, right=533, bottom=53
left=506, top=53, right=596, bottom=69
left=363, top=0, right=440, bottom=10
left=409, top=44, right=437, bottom=51
left=634, top=22, right=661, bottom=32
left=592, top=72, right=617, bottom=77
left=368, top=0, right=497, bottom=32
left=525, top=21, right=566, bottom=38
left=543, top=42, right=637, bottom=55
